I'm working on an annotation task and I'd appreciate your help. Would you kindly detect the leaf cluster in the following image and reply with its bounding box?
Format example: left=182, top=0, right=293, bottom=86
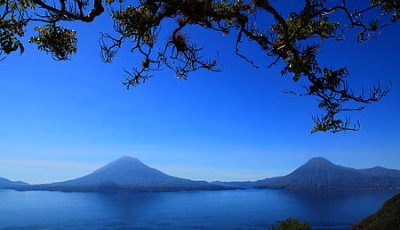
left=29, top=24, right=77, bottom=60
left=0, top=0, right=28, bottom=57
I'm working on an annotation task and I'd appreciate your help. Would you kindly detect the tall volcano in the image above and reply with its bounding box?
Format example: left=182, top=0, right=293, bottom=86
left=25, top=156, right=228, bottom=192
left=255, top=157, right=400, bottom=190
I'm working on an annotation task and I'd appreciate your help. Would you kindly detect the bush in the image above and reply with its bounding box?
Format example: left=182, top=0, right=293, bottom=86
left=269, top=218, right=311, bottom=230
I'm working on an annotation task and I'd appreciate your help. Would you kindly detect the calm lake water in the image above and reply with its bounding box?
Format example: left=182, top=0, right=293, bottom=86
left=0, top=189, right=398, bottom=229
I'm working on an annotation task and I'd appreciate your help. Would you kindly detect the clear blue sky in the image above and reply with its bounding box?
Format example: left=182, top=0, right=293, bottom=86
left=1, top=6, right=399, bottom=184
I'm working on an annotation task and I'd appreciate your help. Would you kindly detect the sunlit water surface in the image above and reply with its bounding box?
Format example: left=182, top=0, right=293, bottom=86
left=0, top=189, right=397, bottom=229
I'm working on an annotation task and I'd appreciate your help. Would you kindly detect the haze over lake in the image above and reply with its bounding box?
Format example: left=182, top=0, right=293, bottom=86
left=1, top=189, right=397, bottom=229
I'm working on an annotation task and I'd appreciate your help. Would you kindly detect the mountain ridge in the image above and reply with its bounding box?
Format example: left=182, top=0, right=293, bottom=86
left=350, top=192, right=400, bottom=230
left=0, top=177, right=29, bottom=189
left=254, top=157, right=400, bottom=190
left=3, top=156, right=400, bottom=192
left=19, top=156, right=230, bottom=192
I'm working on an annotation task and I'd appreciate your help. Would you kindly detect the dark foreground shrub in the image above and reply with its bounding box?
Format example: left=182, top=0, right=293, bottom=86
left=269, top=218, right=311, bottom=230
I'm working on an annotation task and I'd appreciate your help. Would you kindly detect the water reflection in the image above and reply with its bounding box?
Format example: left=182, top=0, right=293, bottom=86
left=0, top=189, right=398, bottom=229
left=92, top=192, right=168, bottom=217
left=277, top=189, right=399, bottom=229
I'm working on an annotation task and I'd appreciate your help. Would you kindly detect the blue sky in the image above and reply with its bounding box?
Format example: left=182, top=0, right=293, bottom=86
left=1, top=6, right=399, bottom=184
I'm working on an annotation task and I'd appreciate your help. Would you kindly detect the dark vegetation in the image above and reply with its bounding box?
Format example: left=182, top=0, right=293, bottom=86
left=269, top=218, right=311, bottom=230
left=270, top=193, right=400, bottom=230
left=350, top=192, right=400, bottom=230
left=1, top=0, right=398, bottom=133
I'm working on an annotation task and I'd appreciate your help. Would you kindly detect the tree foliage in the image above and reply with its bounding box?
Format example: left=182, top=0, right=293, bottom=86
left=1, top=0, right=397, bottom=133
left=269, top=218, right=311, bottom=230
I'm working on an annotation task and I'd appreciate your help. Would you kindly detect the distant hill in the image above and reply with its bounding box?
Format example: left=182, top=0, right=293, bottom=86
left=0, top=177, right=29, bottom=189
left=211, top=180, right=254, bottom=188
left=21, top=156, right=230, bottom=192
left=9, top=156, right=400, bottom=191
left=350, top=192, right=400, bottom=230
left=358, top=166, right=400, bottom=178
left=255, top=157, right=400, bottom=190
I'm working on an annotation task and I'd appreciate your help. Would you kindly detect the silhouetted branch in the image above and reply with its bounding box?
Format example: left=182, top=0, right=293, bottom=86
left=2, top=0, right=398, bottom=132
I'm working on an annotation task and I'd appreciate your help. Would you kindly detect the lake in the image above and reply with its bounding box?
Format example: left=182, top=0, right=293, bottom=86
left=0, top=189, right=398, bottom=229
